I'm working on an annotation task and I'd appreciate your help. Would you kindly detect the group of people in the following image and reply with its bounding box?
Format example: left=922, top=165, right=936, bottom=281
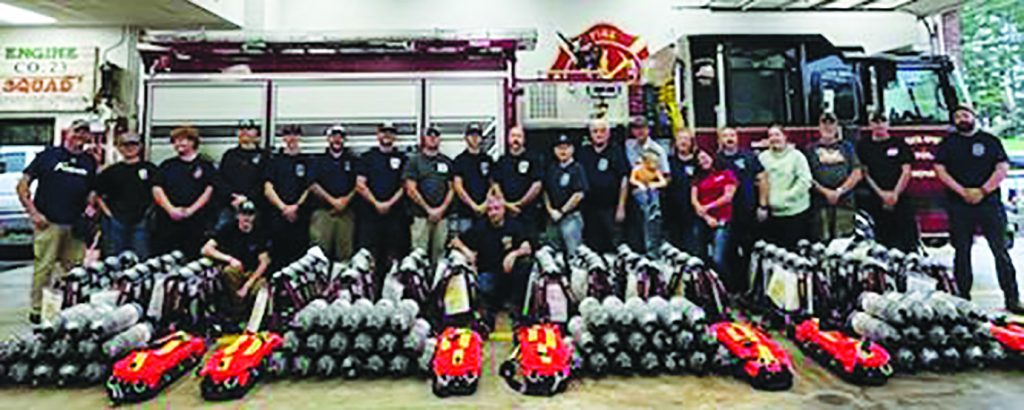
left=16, top=103, right=1022, bottom=326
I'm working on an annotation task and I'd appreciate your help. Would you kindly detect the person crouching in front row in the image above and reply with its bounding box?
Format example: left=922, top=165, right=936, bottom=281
left=202, top=200, right=271, bottom=329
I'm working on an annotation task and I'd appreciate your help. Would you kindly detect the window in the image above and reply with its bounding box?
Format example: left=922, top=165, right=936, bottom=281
left=882, top=68, right=951, bottom=125
left=808, top=55, right=860, bottom=123
left=0, top=118, right=53, bottom=146
left=726, top=45, right=802, bottom=126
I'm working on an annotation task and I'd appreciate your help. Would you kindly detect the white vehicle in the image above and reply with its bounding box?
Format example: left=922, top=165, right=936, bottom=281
left=0, top=146, right=42, bottom=246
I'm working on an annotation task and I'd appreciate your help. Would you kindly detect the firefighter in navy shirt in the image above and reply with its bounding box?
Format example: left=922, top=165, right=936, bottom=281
left=716, top=126, right=767, bottom=291
left=96, top=132, right=158, bottom=258
left=452, top=123, right=493, bottom=236
left=217, top=120, right=269, bottom=229
left=491, top=125, right=544, bottom=239
left=264, top=124, right=312, bottom=267
left=934, top=104, right=1022, bottom=313
left=17, top=119, right=97, bottom=323
left=201, top=200, right=271, bottom=325
left=308, top=125, right=359, bottom=262
left=856, top=112, right=917, bottom=252
left=152, top=126, right=217, bottom=258
left=356, top=122, right=409, bottom=283
left=576, top=118, right=629, bottom=253
left=544, top=134, right=589, bottom=254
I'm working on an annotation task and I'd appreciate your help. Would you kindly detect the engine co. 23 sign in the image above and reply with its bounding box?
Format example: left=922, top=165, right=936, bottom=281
left=0, top=46, right=98, bottom=111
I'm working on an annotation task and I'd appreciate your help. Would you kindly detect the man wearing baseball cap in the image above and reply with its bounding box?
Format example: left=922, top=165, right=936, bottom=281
left=543, top=133, right=588, bottom=254
left=806, top=111, right=862, bottom=242
left=404, top=125, right=455, bottom=266
left=451, top=123, right=494, bottom=237
left=152, top=125, right=217, bottom=258
left=856, top=112, right=917, bottom=252
left=202, top=199, right=271, bottom=326
left=356, top=121, right=409, bottom=284
left=264, top=124, right=312, bottom=267
left=624, top=115, right=668, bottom=253
left=308, top=125, right=359, bottom=261
left=217, top=120, right=269, bottom=230
left=934, top=104, right=1022, bottom=313
left=96, top=131, right=158, bottom=258
left=17, top=119, right=98, bottom=323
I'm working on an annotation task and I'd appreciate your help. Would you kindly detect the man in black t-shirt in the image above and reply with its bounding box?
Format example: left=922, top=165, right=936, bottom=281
left=152, top=126, right=217, bottom=258
left=576, top=118, right=629, bottom=253
left=96, top=132, right=158, bottom=258
left=18, top=119, right=97, bottom=323
left=216, top=120, right=269, bottom=230
left=544, top=134, right=589, bottom=254
left=356, top=122, right=409, bottom=283
left=308, top=125, right=359, bottom=261
left=451, top=123, right=493, bottom=236
left=856, top=113, right=917, bottom=252
left=934, top=105, right=1021, bottom=313
left=202, top=201, right=271, bottom=324
left=450, top=194, right=532, bottom=330
left=264, top=124, right=312, bottom=267
left=491, top=126, right=544, bottom=239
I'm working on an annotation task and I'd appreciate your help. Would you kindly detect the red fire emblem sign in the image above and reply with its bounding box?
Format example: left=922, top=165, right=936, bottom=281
left=548, top=23, right=649, bottom=82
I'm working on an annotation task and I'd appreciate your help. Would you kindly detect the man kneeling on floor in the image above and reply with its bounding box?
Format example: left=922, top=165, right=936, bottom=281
left=450, top=193, right=533, bottom=335
left=202, top=200, right=271, bottom=327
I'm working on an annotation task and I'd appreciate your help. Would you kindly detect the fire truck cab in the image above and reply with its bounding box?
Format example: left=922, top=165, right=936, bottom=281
left=678, top=34, right=963, bottom=243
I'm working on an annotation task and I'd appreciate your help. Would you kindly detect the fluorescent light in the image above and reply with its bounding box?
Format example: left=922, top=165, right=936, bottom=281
left=0, top=2, right=56, bottom=25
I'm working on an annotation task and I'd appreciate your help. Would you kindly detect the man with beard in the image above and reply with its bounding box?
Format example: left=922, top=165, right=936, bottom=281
left=404, top=125, right=455, bottom=266
left=716, top=127, right=767, bottom=291
left=308, top=125, right=359, bottom=261
left=152, top=126, right=217, bottom=257
left=264, top=124, right=312, bottom=267
left=451, top=123, right=493, bottom=236
left=357, top=122, right=409, bottom=281
left=18, top=119, right=98, bottom=323
left=934, top=104, right=1022, bottom=313
left=217, top=120, right=269, bottom=229
left=491, top=126, right=544, bottom=240
left=805, top=112, right=862, bottom=242
left=576, top=118, right=628, bottom=253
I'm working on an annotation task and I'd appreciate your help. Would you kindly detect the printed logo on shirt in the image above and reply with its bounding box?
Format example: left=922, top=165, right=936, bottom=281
left=436, top=162, right=449, bottom=174
left=480, top=162, right=489, bottom=176
left=252, top=156, right=261, bottom=165
left=734, top=158, right=746, bottom=170
left=886, top=147, right=899, bottom=157
left=559, top=172, right=570, bottom=187
left=972, top=143, right=985, bottom=157
left=54, top=162, right=88, bottom=176
left=390, top=157, right=402, bottom=170
left=597, top=157, right=609, bottom=172
left=502, top=235, right=513, bottom=250
left=344, top=160, right=352, bottom=172
left=816, top=146, right=847, bottom=165
left=518, top=160, right=530, bottom=174
left=138, top=168, right=149, bottom=181
left=192, top=165, right=204, bottom=180
left=685, top=165, right=695, bottom=176
left=295, top=163, right=306, bottom=178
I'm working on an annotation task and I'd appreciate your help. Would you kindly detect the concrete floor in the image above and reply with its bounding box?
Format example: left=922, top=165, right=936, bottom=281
left=0, top=239, right=1022, bottom=409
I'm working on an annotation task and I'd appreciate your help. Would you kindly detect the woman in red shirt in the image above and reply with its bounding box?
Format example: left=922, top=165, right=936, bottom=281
left=690, top=150, right=738, bottom=290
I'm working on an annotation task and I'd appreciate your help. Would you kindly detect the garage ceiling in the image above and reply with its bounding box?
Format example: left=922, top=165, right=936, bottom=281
left=0, top=0, right=239, bottom=28
left=677, top=0, right=961, bottom=16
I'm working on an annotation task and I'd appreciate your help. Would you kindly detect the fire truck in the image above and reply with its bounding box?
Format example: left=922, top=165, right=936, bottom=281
left=677, top=34, right=963, bottom=244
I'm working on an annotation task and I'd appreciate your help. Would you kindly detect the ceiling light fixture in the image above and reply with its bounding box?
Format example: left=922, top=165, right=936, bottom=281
left=0, top=2, right=56, bottom=25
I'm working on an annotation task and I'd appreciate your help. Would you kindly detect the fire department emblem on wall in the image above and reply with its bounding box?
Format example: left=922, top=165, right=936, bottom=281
left=548, top=23, right=649, bottom=82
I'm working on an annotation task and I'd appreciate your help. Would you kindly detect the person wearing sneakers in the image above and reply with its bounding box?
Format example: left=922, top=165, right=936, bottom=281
left=18, top=119, right=98, bottom=324
left=934, top=104, right=1022, bottom=313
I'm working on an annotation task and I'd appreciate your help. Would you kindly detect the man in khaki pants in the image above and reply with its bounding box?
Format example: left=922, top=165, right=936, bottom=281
left=17, top=119, right=97, bottom=324
left=308, top=125, right=359, bottom=261
left=404, top=125, right=455, bottom=266
left=201, top=200, right=271, bottom=326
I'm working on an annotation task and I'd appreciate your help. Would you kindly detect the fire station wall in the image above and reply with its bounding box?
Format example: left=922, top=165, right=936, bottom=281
left=259, top=0, right=930, bottom=77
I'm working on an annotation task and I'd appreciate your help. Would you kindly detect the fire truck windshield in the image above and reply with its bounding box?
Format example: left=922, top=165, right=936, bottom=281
left=883, top=67, right=952, bottom=126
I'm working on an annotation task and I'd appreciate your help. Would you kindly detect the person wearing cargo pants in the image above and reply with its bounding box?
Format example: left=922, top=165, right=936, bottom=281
left=201, top=201, right=271, bottom=326
left=404, top=125, right=455, bottom=267
left=17, top=119, right=97, bottom=324
left=308, top=125, right=359, bottom=262
left=934, top=104, right=1022, bottom=314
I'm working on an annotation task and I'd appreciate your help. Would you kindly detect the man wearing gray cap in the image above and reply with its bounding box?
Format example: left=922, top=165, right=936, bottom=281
left=96, top=131, right=158, bottom=258
left=623, top=115, right=668, bottom=253
left=308, top=125, right=359, bottom=261
left=17, top=119, right=97, bottom=323
left=404, top=125, right=455, bottom=266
